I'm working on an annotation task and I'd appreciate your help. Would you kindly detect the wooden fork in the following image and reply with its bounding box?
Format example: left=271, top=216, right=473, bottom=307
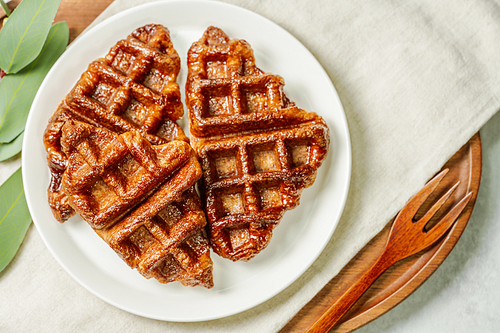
left=306, top=168, right=473, bottom=333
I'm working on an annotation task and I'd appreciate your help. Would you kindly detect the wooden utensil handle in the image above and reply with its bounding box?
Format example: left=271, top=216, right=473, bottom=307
left=306, top=253, right=395, bottom=333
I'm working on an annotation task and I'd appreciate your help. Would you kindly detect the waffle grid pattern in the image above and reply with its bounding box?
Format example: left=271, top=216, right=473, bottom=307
left=104, top=187, right=212, bottom=287
left=187, top=27, right=330, bottom=261
left=61, top=120, right=213, bottom=288
left=61, top=121, right=190, bottom=230
left=186, top=28, right=319, bottom=139
left=199, top=125, right=328, bottom=226
left=44, top=24, right=187, bottom=222
left=67, top=24, right=185, bottom=144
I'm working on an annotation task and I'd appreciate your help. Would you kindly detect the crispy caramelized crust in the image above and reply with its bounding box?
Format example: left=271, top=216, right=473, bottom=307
left=44, top=24, right=187, bottom=222
left=186, top=27, right=330, bottom=261
left=61, top=120, right=213, bottom=288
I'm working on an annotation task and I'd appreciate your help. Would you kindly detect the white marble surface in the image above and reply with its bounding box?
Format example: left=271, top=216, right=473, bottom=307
left=357, top=111, right=500, bottom=332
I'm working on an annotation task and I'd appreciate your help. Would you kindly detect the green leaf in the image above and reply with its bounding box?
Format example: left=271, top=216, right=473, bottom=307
left=0, top=0, right=62, bottom=73
left=0, top=21, right=68, bottom=143
left=0, top=131, right=23, bottom=161
left=0, top=0, right=11, bottom=17
left=0, top=167, right=31, bottom=273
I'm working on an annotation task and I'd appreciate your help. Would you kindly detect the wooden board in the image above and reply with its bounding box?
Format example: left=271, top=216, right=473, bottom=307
left=54, top=0, right=115, bottom=43
left=281, top=133, right=482, bottom=332
left=1, top=2, right=482, bottom=331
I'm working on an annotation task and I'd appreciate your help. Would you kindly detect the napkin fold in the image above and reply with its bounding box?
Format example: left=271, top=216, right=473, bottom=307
left=2, top=0, right=500, bottom=332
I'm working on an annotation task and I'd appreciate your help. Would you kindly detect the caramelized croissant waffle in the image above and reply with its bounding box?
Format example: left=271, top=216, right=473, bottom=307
left=60, top=120, right=213, bottom=288
left=44, top=24, right=187, bottom=222
left=186, top=27, right=330, bottom=261
left=42, top=24, right=213, bottom=288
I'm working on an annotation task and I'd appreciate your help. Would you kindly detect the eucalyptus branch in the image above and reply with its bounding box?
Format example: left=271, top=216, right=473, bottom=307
left=0, top=0, right=11, bottom=17
left=0, top=0, right=67, bottom=274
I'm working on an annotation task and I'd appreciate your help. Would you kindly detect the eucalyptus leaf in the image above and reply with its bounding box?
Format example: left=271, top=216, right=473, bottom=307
left=0, top=131, right=23, bottom=161
left=0, top=0, right=11, bottom=17
left=0, top=21, right=68, bottom=143
left=0, top=0, right=61, bottom=73
left=0, top=167, right=31, bottom=273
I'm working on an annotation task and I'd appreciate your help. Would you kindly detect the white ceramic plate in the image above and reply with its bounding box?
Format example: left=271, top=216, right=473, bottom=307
left=22, top=0, right=351, bottom=322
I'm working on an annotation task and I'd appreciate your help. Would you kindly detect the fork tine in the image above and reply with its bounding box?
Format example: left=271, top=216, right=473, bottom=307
left=400, top=168, right=449, bottom=219
left=417, top=180, right=461, bottom=226
left=421, top=191, right=473, bottom=249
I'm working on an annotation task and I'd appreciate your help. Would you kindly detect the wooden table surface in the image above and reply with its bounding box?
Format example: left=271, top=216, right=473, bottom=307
left=0, top=1, right=481, bottom=332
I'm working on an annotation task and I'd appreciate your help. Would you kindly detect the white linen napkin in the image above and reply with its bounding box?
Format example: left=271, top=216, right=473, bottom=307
left=2, top=0, right=500, bottom=332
